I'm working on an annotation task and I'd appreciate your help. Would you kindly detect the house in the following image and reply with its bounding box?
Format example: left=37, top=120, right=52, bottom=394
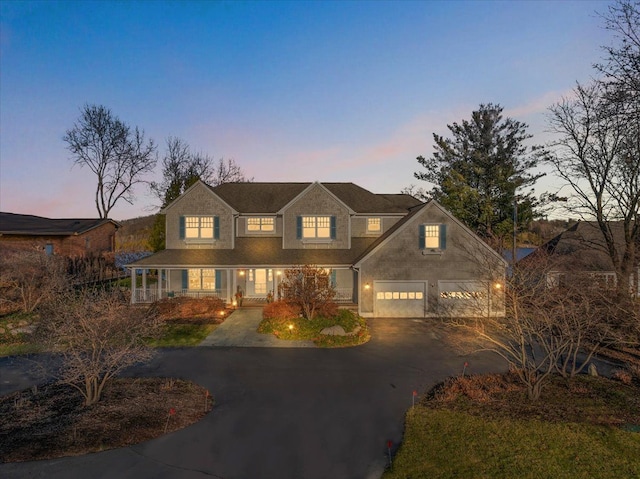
left=527, top=220, right=639, bottom=296
left=0, top=212, right=119, bottom=257
left=127, top=181, right=506, bottom=318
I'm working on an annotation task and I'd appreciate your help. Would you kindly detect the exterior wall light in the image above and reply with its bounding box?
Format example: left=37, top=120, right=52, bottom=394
left=239, top=270, right=245, bottom=276
left=364, top=283, right=371, bottom=290
left=276, top=271, right=282, bottom=276
left=494, top=282, right=502, bottom=289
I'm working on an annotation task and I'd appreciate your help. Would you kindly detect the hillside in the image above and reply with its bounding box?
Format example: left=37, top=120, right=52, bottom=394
left=115, top=214, right=156, bottom=251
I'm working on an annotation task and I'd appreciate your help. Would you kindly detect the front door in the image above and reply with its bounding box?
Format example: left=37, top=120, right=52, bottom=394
left=254, top=269, right=267, bottom=295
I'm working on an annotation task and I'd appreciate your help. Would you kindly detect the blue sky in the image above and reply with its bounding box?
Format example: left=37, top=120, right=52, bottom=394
left=1, top=0, right=612, bottom=220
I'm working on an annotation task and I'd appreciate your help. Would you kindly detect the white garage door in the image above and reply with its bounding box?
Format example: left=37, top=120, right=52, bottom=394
left=438, top=280, right=487, bottom=316
left=374, top=281, right=426, bottom=318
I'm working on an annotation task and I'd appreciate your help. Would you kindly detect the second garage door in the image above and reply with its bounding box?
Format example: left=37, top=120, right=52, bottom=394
left=374, top=281, right=426, bottom=318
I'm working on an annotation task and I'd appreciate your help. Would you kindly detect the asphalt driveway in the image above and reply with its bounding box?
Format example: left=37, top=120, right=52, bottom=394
left=0, top=318, right=506, bottom=479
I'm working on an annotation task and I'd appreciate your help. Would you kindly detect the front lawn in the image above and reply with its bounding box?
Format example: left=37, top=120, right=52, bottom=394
left=258, top=307, right=370, bottom=347
left=148, top=322, right=219, bottom=347
left=0, top=312, right=41, bottom=357
left=384, top=373, right=640, bottom=478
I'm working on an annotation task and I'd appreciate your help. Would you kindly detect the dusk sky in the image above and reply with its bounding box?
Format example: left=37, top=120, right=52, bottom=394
left=1, top=0, right=613, bottom=221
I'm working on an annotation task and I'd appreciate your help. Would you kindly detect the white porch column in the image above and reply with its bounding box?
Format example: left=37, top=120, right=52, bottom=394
left=226, top=269, right=232, bottom=303
left=142, top=269, right=147, bottom=302
left=158, top=268, right=163, bottom=301
left=131, top=268, right=137, bottom=304
left=232, top=269, right=237, bottom=306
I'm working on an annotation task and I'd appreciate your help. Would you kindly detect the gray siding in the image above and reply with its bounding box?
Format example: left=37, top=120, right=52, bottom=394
left=282, top=183, right=350, bottom=249
left=165, top=182, right=234, bottom=249
left=350, top=216, right=404, bottom=237
left=236, top=216, right=281, bottom=237
left=358, top=205, right=505, bottom=317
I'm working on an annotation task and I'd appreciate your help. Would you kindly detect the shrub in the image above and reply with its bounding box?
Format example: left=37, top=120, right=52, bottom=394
left=263, top=300, right=301, bottom=320
left=157, top=297, right=225, bottom=320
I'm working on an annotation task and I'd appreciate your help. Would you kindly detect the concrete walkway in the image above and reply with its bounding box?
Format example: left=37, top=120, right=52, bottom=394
left=199, top=307, right=316, bottom=348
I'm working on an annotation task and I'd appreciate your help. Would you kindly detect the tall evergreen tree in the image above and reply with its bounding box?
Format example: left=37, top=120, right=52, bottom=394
left=414, top=103, right=545, bottom=248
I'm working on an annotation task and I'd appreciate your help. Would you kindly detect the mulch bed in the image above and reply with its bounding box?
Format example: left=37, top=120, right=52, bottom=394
left=0, top=377, right=213, bottom=463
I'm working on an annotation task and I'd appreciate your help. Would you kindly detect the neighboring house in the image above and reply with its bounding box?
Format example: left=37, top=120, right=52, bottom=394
left=127, top=181, right=506, bottom=318
left=0, top=212, right=119, bottom=257
left=524, top=221, right=639, bottom=297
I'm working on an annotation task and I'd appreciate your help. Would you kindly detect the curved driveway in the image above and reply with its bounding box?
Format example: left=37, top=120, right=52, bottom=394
left=0, top=318, right=505, bottom=479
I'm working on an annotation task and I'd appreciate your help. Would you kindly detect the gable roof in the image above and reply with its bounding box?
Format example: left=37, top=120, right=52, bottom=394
left=353, top=200, right=507, bottom=266
left=206, top=181, right=420, bottom=214
left=0, top=212, right=119, bottom=236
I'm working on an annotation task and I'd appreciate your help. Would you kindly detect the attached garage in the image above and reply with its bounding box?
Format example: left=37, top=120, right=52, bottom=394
left=437, top=280, right=488, bottom=316
left=373, top=281, right=426, bottom=318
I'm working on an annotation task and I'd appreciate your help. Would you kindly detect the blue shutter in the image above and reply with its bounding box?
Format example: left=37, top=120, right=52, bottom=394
left=296, top=216, right=302, bottom=239
left=330, top=270, right=337, bottom=287
left=181, top=270, right=188, bottom=289
left=179, top=216, right=186, bottom=239
left=215, top=270, right=222, bottom=290
left=440, top=224, right=447, bottom=250
left=330, top=216, right=336, bottom=239
left=214, top=216, right=220, bottom=239
left=419, top=225, right=425, bottom=249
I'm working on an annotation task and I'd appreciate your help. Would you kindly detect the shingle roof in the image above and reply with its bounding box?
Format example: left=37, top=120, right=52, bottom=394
left=529, top=220, right=638, bottom=270
left=128, top=237, right=378, bottom=268
left=210, top=183, right=310, bottom=213
left=207, top=182, right=420, bottom=214
left=0, top=212, right=118, bottom=236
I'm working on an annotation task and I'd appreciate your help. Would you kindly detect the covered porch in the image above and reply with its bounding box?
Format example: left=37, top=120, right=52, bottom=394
left=129, top=266, right=357, bottom=305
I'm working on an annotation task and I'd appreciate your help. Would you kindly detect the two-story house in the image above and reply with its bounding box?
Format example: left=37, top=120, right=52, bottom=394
left=127, top=181, right=506, bottom=318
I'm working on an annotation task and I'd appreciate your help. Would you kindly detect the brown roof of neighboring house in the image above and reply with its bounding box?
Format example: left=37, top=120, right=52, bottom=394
left=128, top=237, right=378, bottom=268
left=530, top=220, right=638, bottom=270
left=0, top=212, right=119, bottom=236
left=206, top=182, right=420, bottom=214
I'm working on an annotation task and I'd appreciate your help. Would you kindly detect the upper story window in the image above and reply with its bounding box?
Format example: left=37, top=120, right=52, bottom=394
left=297, top=215, right=336, bottom=239
left=367, top=217, right=381, bottom=233
left=247, top=217, right=275, bottom=232
left=180, top=216, right=219, bottom=240
left=419, top=224, right=446, bottom=251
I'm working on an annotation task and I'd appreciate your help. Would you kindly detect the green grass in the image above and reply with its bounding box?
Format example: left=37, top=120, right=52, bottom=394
left=0, top=312, right=41, bottom=357
left=258, top=309, right=370, bottom=347
left=148, top=322, right=218, bottom=347
left=384, top=374, right=640, bottom=479
left=385, top=407, right=640, bottom=479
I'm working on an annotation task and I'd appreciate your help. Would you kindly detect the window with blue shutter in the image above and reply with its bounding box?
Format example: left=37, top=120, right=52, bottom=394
left=214, top=216, right=220, bottom=239
left=181, top=270, right=188, bottom=289
left=215, top=270, right=222, bottom=290
left=179, top=216, right=186, bottom=239
left=330, top=270, right=337, bottom=287
left=296, top=216, right=302, bottom=239
left=420, top=224, right=446, bottom=250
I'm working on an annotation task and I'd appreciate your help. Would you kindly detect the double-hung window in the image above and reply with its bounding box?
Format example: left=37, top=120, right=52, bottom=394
left=247, top=217, right=275, bottom=232
left=297, top=215, right=336, bottom=239
left=367, top=217, right=381, bottom=233
left=419, top=224, right=446, bottom=250
left=184, top=269, right=220, bottom=290
left=180, top=216, right=219, bottom=240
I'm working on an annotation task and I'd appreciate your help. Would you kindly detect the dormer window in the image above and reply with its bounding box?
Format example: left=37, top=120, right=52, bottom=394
left=180, top=216, right=219, bottom=240
left=367, top=217, right=381, bottom=233
left=296, top=215, right=336, bottom=239
left=247, top=217, right=274, bottom=232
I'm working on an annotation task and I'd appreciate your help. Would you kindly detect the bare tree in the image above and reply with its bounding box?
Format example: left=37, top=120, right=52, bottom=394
left=0, top=246, right=68, bottom=313
left=64, top=104, right=157, bottom=218
left=36, top=288, right=161, bottom=406
left=149, top=137, right=252, bottom=251
left=547, top=82, right=639, bottom=297
left=279, top=265, right=336, bottom=320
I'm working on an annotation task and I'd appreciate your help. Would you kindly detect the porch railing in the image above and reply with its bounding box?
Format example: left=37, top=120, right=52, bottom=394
left=133, top=288, right=223, bottom=304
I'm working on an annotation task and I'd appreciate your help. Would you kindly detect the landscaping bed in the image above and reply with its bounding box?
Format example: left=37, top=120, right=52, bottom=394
left=384, top=372, right=640, bottom=478
left=258, top=304, right=370, bottom=347
left=0, top=377, right=213, bottom=463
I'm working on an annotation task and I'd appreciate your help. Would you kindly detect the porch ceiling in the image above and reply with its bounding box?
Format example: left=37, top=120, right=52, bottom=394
left=127, top=237, right=377, bottom=268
